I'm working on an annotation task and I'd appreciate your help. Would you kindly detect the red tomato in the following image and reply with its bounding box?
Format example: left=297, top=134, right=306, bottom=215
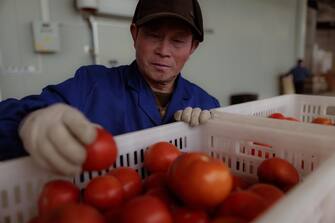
left=146, top=187, right=178, bottom=209
left=168, top=152, right=233, bottom=209
left=144, top=142, right=181, bottom=173
left=252, top=142, right=272, bottom=148
left=84, top=175, right=124, bottom=210
left=104, top=206, right=122, bottom=223
left=44, top=203, right=106, bottom=223
left=119, top=195, right=173, bottom=223
left=216, top=191, right=268, bottom=221
left=248, top=183, right=284, bottom=206
left=210, top=216, right=247, bottom=223
left=27, top=216, right=42, bottom=223
left=257, top=157, right=299, bottom=192
left=168, top=152, right=207, bottom=193
left=268, top=113, right=285, bottom=119
left=38, top=180, right=80, bottom=216
left=83, top=128, right=118, bottom=171
left=143, top=172, right=168, bottom=191
left=311, top=117, right=333, bottom=125
left=173, top=207, right=209, bottom=223
left=285, top=117, right=300, bottom=122
left=231, top=175, right=249, bottom=191
left=108, top=167, right=142, bottom=201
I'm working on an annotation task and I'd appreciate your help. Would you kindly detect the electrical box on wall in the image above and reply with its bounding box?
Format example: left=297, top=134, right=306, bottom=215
left=76, top=0, right=137, bottom=18
left=32, top=21, right=60, bottom=53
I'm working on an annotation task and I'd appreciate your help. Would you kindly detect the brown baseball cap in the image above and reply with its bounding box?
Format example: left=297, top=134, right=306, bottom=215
left=132, top=0, right=204, bottom=42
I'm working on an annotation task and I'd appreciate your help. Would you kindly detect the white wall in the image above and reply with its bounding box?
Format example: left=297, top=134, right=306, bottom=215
left=0, top=0, right=305, bottom=106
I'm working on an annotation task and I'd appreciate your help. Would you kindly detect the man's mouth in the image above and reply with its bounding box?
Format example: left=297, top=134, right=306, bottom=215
left=151, top=63, right=171, bottom=70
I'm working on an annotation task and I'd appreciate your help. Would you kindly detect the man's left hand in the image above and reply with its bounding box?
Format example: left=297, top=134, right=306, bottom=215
left=174, top=107, right=211, bottom=127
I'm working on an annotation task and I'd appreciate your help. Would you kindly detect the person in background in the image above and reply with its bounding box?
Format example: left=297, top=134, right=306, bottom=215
left=289, top=59, right=311, bottom=94
left=0, top=0, right=220, bottom=175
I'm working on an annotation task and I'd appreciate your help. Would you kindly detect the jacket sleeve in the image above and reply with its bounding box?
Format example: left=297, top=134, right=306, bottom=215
left=0, top=66, right=92, bottom=161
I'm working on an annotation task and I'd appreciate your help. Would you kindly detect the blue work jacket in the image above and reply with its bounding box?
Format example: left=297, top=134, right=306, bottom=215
left=0, top=61, right=220, bottom=160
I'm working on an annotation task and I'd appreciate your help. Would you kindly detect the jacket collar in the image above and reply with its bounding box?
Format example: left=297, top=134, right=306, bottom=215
left=126, top=61, right=191, bottom=124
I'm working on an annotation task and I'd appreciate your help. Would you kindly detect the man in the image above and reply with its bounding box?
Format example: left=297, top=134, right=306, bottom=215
left=0, top=0, right=220, bottom=175
left=289, top=59, right=311, bottom=94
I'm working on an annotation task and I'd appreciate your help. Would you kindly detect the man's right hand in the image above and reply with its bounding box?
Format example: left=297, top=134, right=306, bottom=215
left=19, top=104, right=97, bottom=176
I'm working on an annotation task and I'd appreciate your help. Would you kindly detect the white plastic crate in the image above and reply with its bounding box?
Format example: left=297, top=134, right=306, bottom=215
left=1, top=119, right=335, bottom=223
left=216, top=94, right=335, bottom=123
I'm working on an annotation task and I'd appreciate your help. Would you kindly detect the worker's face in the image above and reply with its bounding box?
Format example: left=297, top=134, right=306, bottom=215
left=131, top=18, right=199, bottom=90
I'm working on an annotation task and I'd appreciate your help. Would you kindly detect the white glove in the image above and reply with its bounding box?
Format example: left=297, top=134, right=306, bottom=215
left=174, top=107, right=211, bottom=127
left=19, top=104, right=97, bottom=176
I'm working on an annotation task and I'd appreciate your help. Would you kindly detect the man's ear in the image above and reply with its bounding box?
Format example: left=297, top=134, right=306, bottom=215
left=130, top=23, right=138, bottom=44
left=190, top=39, right=199, bottom=54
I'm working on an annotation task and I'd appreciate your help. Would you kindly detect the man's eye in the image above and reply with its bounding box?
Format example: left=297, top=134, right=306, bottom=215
left=148, top=32, right=160, bottom=38
left=173, top=39, right=185, bottom=43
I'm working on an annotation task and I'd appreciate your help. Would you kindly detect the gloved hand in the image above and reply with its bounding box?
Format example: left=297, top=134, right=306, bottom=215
left=19, top=103, right=97, bottom=176
left=174, top=107, right=211, bottom=127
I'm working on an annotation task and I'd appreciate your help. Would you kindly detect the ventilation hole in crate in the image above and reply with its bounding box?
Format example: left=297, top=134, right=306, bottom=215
left=236, top=161, right=240, bottom=171
left=174, top=139, right=178, bottom=147
left=88, top=172, right=93, bottom=180
left=179, top=137, right=183, bottom=150
left=97, top=171, right=102, bottom=176
left=240, top=145, right=245, bottom=154
left=258, top=150, right=263, bottom=158
left=265, top=152, right=270, bottom=159
left=17, top=211, right=23, bottom=223
left=222, top=156, right=226, bottom=163
left=311, top=162, right=314, bottom=171
left=126, top=153, right=130, bottom=166
left=4, top=216, right=10, bottom=223
left=210, top=151, right=214, bottom=158
left=113, top=162, right=117, bottom=168
left=301, top=160, right=305, bottom=169
left=14, top=185, right=21, bottom=204
left=249, top=164, right=254, bottom=174
left=140, top=149, right=145, bottom=163
left=1, top=190, right=8, bottom=208
left=228, top=158, right=232, bottom=168
left=134, top=151, right=138, bottom=165
left=211, top=136, right=214, bottom=148
left=312, top=106, right=316, bottom=114
left=169, top=140, right=172, bottom=144
left=80, top=173, right=85, bottom=183
left=141, top=167, right=146, bottom=179
left=119, top=155, right=124, bottom=167
left=184, top=136, right=187, bottom=149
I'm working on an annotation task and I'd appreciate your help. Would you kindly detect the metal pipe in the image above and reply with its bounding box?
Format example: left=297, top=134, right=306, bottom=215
left=40, top=0, right=50, bottom=23
left=88, top=15, right=100, bottom=64
left=295, top=0, right=307, bottom=60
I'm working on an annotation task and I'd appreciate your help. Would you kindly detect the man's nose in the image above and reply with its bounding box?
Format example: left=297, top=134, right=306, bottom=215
left=155, top=39, right=172, bottom=57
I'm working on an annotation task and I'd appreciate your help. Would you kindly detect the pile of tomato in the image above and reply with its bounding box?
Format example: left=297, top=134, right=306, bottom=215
left=28, top=128, right=301, bottom=223
left=269, top=112, right=334, bottom=125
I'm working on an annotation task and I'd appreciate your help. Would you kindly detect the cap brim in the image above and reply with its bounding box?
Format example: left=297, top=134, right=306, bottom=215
left=135, top=12, right=202, bottom=41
